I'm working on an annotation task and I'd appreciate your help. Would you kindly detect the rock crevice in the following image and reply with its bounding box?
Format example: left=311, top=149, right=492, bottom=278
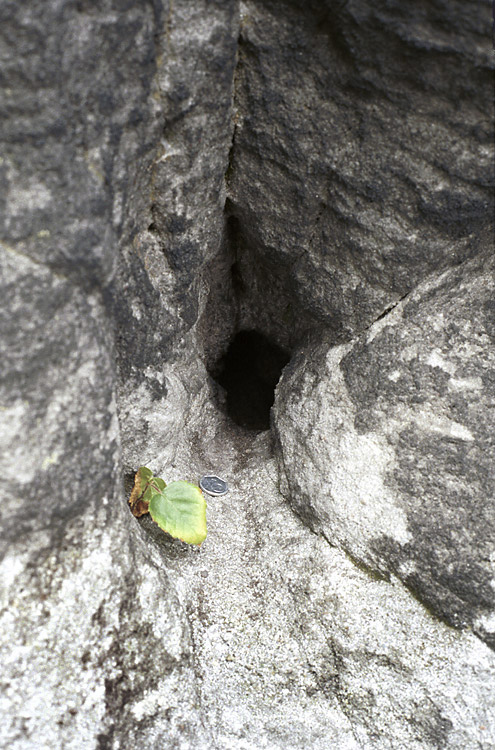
left=1, top=1, right=494, bottom=748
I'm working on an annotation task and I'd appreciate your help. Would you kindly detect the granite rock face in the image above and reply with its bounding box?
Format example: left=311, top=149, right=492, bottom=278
left=273, top=248, right=495, bottom=647
left=228, top=0, right=493, bottom=348
left=115, top=0, right=239, bottom=474
left=0, top=1, right=236, bottom=747
left=1, top=0, right=494, bottom=749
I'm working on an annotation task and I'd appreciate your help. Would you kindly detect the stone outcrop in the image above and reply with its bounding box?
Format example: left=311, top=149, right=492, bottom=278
left=274, top=248, right=495, bottom=646
left=226, top=0, right=493, bottom=349
left=0, top=1, right=493, bottom=748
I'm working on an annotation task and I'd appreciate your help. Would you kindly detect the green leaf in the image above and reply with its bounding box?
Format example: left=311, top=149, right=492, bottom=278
left=139, top=466, right=153, bottom=481
left=142, top=484, right=156, bottom=504
left=143, top=476, right=166, bottom=504
left=149, top=480, right=207, bottom=546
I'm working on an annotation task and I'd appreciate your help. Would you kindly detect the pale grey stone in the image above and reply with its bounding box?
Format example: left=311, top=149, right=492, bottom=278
left=273, top=248, right=495, bottom=647
left=1, top=0, right=493, bottom=748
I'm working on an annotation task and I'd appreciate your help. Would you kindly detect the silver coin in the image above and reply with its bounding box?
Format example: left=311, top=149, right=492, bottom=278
left=199, top=475, right=229, bottom=496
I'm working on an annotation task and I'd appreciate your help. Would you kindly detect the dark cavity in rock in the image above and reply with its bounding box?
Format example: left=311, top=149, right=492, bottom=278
left=211, top=329, right=291, bottom=431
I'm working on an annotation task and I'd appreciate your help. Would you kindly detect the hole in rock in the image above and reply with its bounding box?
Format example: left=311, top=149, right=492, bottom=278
left=211, top=330, right=291, bottom=431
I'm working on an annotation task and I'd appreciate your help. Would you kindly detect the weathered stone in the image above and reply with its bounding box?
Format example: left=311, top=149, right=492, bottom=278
left=1, top=0, right=494, bottom=748
left=228, top=0, right=493, bottom=348
left=125, top=407, right=495, bottom=750
left=116, top=0, right=239, bottom=474
left=274, top=247, right=495, bottom=647
left=0, top=1, right=235, bottom=746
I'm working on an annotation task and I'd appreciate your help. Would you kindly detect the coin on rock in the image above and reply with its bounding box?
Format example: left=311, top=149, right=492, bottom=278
left=199, top=475, right=229, bottom=496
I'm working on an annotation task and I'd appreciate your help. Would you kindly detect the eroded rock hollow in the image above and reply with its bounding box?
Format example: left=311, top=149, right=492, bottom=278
left=1, top=1, right=494, bottom=749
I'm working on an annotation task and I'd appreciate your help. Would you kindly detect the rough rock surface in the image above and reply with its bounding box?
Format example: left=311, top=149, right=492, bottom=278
left=134, top=415, right=495, bottom=750
left=0, top=0, right=494, bottom=749
left=274, top=248, right=495, bottom=647
left=228, top=0, right=493, bottom=348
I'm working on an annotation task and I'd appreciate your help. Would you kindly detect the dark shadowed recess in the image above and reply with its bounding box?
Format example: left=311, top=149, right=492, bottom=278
left=210, top=330, right=291, bottom=430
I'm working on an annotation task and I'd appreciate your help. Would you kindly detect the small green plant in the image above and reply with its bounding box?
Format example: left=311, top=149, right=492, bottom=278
left=129, top=467, right=207, bottom=546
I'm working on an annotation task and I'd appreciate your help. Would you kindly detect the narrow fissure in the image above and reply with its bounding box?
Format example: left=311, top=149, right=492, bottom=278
left=199, top=183, right=296, bottom=431
left=198, top=98, right=298, bottom=433
left=197, top=23, right=295, bottom=433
